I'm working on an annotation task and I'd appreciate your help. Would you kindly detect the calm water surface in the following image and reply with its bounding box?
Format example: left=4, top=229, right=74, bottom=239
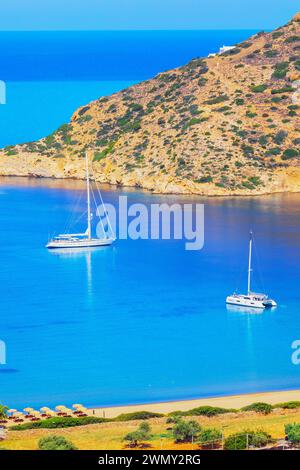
left=0, top=177, right=299, bottom=409
left=0, top=30, right=257, bottom=147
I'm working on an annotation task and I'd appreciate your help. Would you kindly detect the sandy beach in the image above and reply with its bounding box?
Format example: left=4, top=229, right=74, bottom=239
left=91, top=390, right=300, bottom=418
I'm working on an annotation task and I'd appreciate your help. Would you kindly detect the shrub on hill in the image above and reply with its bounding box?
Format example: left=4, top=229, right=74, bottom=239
left=251, top=84, right=268, bottom=93
left=275, top=401, right=300, bottom=409
left=186, top=406, right=236, bottom=417
left=38, top=435, right=77, bottom=450
left=224, top=430, right=270, bottom=450
left=285, top=423, right=300, bottom=444
left=272, top=62, right=289, bottom=79
left=114, top=411, right=164, bottom=421
left=271, top=87, right=294, bottom=94
left=241, top=402, right=273, bottom=415
left=204, top=95, right=229, bottom=105
left=198, top=428, right=222, bottom=447
left=285, top=36, right=300, bottom=43
left=194, top=176, right=213, bottom=183
left=11, top=416, right=107, bottom=430
left=282, top=148, right=299, bottom=160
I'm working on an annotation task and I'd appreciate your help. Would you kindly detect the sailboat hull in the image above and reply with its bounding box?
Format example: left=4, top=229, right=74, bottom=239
left=226, top=295, right=277, bottom=309
left=226, top=295, right=266, bottom=309
left=46, top=238, right=114, bottom=249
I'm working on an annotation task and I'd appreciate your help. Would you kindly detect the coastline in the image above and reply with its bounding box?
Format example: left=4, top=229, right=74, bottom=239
left=91, top=389, right=300, bottom=418
left=0, top=173, right=300, bottom=198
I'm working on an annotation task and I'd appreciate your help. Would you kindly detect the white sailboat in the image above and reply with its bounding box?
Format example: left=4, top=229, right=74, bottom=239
left=46, top=153, right=115, bottom=249
left=226, top=231, right=277, bottom=309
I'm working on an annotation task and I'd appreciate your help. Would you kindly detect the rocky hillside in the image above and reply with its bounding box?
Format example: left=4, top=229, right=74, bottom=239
left=1, top=14, right=300, bottom=195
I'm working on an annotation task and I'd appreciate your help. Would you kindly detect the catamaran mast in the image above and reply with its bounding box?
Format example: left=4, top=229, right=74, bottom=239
left=86, top=152, right=91, bottom=240
left=247, top=231, right=253, bottom=295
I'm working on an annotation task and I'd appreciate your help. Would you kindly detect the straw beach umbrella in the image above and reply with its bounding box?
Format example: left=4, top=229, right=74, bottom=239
left=40, top=407, right=50, bottom=413
left=23, top=407, right=34, bottom=413
left=55, top=405, right=66, bottom=411
left=7, top=409, right=17, bottom=419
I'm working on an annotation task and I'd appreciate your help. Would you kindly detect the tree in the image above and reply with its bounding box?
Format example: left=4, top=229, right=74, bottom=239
left=0, top=406, right=8, bottom=420
left=123, top=422, right=152, bottom=448
left=38, top=435, right=77, bottom=450
left=173, top=419, right=201, bottom=443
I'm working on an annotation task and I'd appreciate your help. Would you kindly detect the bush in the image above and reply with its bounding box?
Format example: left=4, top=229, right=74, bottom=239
left=285, top=423, right=300, bottom=444
left=272, top=62, right=289, bottom=79
left=271, top=87, right=294, bottom=94
left=11, top=416, right=107, bottom=430
left=204, top=95, right=229, bottom=105
left=264, top=50, right=278, bottom=58
left=173, top=419, right=202, bottom=443
left=38, top=435, right=77, bottom=450
left=282, top=148, right=299, bottom=160
left=241, top=402, right=273, bottom=415
left=251, top=84, right=267, bottom=93
left=275, top=401, right=300, bottom=409
left=114, top=411, right=164, bottom=422
left=194, top=176, right=213, bottom=183
left=198, top=428, right=222, bottom=445
left=186, top=406, right=235, bottom=417
left=224, top=432, right=248, bottom=450
left=94, top=141, right=115, bottom=161
left=285, top=36, right=300, bottom=43
left=250, top=431, right=271, bottom=448
left=224, top=430, right=270, bottom=450
left=248, top=176, right=262, bottom=186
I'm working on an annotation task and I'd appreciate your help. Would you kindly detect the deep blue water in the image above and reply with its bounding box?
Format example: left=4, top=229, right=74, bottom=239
left=0, top=31, right=257, bottom=81
left=0, top=30, right=257, bottom=147
left=0, top=178, right=300, bottom=409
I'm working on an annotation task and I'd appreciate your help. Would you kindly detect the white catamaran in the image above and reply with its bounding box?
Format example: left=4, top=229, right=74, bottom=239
left=226, top=231, right=277, bottom=309
left=46, top=153, right=115, bottom=249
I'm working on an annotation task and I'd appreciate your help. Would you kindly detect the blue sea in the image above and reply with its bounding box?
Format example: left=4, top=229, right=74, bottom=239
left=0, top=30, right=257, bottom=147
left=1, top=31, right=300, bottom=411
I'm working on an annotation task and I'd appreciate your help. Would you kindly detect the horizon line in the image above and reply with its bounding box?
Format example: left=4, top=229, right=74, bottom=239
left=0, top=28, right=266, bottom=33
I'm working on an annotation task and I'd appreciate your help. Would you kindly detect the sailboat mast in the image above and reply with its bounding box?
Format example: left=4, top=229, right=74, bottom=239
left=86, top=152, right=91, bottom=240
left=247, top=231, right=253, bottom=295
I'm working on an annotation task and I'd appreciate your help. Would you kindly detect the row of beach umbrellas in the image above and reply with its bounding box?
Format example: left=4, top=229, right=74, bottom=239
left=6, top=404, right=88, bottom=420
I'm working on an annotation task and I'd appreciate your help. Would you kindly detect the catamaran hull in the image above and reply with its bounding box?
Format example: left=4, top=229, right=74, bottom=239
left=46, top=238, right=114, bottom=249
left=226, top=296, right=277, bottom=309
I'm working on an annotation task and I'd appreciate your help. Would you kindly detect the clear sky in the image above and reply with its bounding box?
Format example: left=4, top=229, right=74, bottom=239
left=0, top=0, right=297, bottom=30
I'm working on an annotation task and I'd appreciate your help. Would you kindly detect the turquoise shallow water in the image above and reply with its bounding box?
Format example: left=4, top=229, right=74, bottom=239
left=0, top=177, right=300, bottom=409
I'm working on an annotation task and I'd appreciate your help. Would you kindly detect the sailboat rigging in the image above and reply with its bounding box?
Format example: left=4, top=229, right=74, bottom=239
left=226, top=231, right=277, bottom=309
left=46, top=153, right=115, bottom=249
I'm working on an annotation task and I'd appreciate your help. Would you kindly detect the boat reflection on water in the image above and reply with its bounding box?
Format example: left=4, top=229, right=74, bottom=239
left=48, top=246, right=115, bottom=305
left=226, top=304, right=265, bottom=315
